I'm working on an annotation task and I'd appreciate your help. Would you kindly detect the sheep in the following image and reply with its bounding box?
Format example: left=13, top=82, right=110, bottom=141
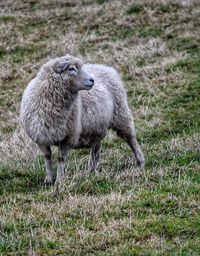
left=20, top=54, right=145, bottom=186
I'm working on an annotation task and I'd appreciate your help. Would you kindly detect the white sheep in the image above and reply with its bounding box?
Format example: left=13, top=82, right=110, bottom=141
left=20, top=55, right=145, bottom=186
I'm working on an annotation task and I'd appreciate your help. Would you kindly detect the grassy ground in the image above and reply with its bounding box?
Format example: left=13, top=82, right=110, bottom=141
left=0, top=0, right=200, bottom=255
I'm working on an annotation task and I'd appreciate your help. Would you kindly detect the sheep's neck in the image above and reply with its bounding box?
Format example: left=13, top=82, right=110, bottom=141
left=43, top=77, right=77, bottom=110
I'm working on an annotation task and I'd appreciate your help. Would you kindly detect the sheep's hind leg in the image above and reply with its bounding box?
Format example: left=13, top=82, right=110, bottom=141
left=39, top=145, right=53, bottom=185
left=55, top=142, right=69, bottom=186
left=115, top=125, right=145, bottom=168
left=89, top=142, right=101, bottom=174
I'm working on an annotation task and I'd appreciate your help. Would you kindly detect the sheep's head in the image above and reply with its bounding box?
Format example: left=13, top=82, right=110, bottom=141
left=53, top=55, right=94, bottom=93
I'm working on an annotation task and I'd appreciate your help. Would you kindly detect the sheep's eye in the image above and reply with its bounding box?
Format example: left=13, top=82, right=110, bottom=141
left=68, top=67, right=76, bottom=72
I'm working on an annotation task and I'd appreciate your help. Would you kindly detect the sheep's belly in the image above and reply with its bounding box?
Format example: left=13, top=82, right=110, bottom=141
left=74, top=133, right=106, bottom=149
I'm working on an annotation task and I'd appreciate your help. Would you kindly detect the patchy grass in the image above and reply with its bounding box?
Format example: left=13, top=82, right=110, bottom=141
left=0, top=0, right=200, bottom=254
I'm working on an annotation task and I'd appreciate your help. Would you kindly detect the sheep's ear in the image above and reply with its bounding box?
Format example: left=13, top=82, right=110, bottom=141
left=54, top=60, right=69, bottom=74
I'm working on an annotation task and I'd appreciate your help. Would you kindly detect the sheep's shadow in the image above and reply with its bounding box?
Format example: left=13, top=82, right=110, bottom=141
left=0, top=166, right=45, bottom=195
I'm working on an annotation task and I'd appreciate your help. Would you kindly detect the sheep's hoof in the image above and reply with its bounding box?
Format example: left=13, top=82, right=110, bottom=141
left=43, top=176, right=53, bottom=186
left=90, top=168, right=99, bottom=175
left=136, top=159, right=145, bottom=169
left=53, top=180, right=61, bottom=194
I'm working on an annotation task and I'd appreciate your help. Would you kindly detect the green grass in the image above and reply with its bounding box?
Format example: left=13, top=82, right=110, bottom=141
left=0, top=15, right=16, bottom=22
left=0, top=0, right=200, bottom=255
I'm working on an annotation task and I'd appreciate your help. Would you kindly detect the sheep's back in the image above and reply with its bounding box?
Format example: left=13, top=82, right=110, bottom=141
left=83, top=63, right=127, bottom=102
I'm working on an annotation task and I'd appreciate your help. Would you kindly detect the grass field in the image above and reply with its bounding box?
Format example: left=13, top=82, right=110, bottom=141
left=0, top=0, right=200, bottom=255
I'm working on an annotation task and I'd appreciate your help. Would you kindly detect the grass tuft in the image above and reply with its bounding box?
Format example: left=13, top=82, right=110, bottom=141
left=127, top=4, right=143, bottom=14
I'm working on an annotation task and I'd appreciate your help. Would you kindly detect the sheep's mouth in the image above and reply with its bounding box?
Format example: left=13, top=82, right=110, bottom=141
left=84, top=84, right=93, bottom=89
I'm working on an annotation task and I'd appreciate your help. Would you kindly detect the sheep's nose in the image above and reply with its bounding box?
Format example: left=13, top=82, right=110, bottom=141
left=90, top=78, right=94, bottom=84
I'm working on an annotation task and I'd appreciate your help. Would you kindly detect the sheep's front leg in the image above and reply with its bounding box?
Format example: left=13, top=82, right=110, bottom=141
left=89, top=142, right=101, bottom=173
left=38, top=145, right=53, bottom=185
left=55, top=142, right=69, bottom=186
